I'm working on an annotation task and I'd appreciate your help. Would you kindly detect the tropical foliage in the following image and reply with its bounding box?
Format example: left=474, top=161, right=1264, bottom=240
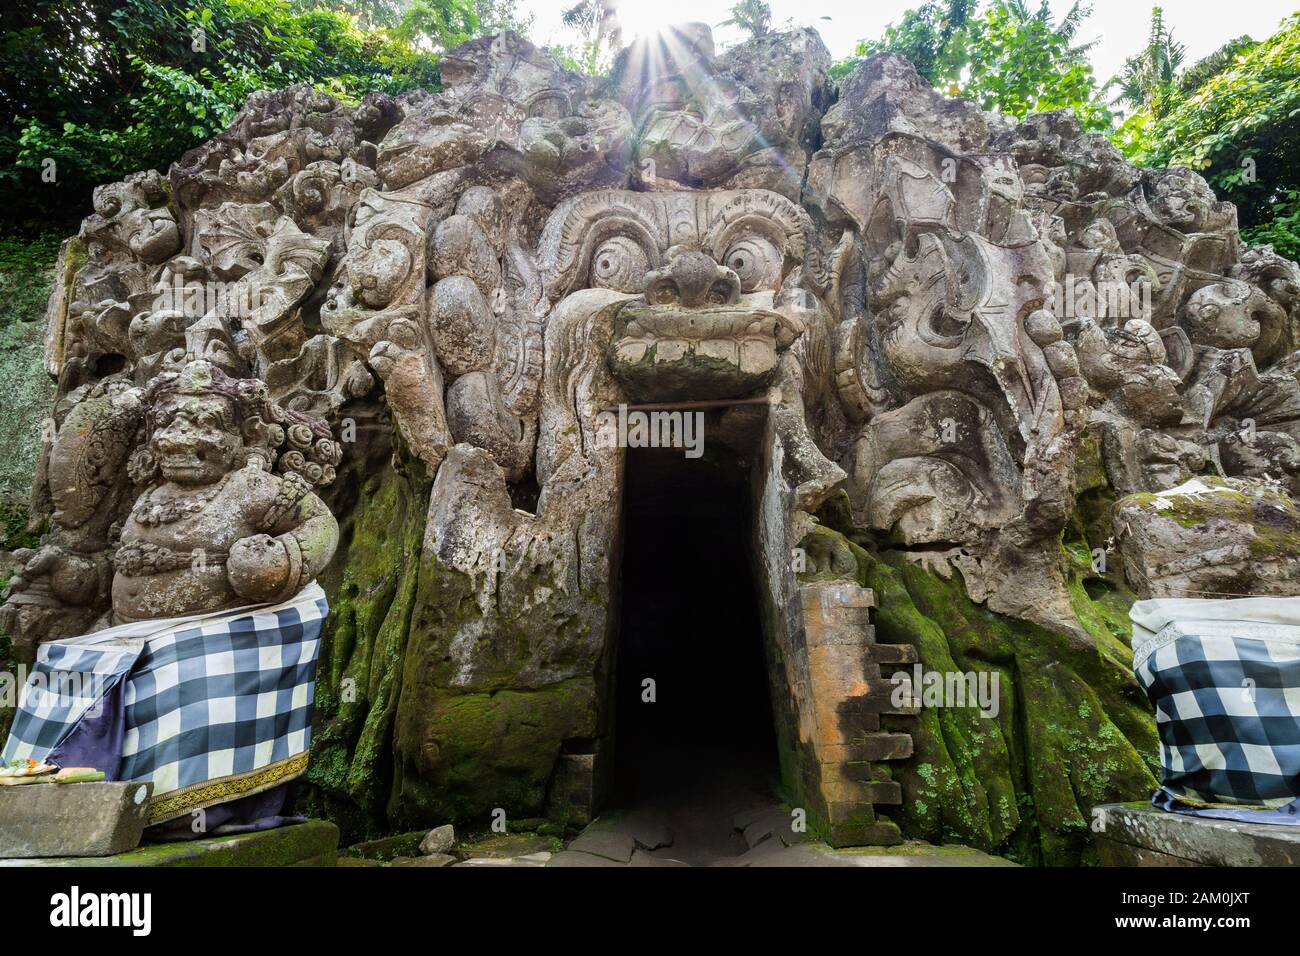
left=0, top=0, right=496, bottom=232
left=719, top=0, right=773, bottom=39
left=830, top=0, right=971, bottom=83
left=832, top=1, right=1110, bottom=129
left=551, top=0, right=621, bottom=75
left=833, top=2, right=1300, bottom=259
left=960, top=1, right=1108, bottom=127
left=1108, top=5, right=1184, bottom=118
left=1113, top=10, right=1300, bottom=259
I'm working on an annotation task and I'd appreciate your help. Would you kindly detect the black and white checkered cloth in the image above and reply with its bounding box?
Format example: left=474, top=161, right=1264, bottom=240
left=3, top=583, right=326, bottom=818
left=3, top=641, right=136, bottom=758
left=1132, top=600, right=1300, bottom=808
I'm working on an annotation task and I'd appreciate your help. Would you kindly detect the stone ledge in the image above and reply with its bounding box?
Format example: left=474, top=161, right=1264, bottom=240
left=0, top=781, right=154, bottom=858
left=815, top=842, right=1019, bottom=867
left=0, top=820, right=340, bottom=867
left=1093, top=802, right=1300, bottom=866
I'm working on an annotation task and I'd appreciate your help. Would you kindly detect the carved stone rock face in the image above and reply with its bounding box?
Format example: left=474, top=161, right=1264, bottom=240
left=535, top=188, right=819, bottom=401
left=150, top=393, right=244, bottom=485
left=9, top=25, right=1300, bottom=848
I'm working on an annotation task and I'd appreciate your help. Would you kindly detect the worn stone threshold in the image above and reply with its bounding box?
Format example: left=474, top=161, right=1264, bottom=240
left=0, top=815, right=1018, bottom=867
left=0, top=820, right=339, bottom=867
left=541, top=808, right=1018, bottom=867
left=545, top=840, right=1017, bottom=867
left=1094, top=801, right=1300, bottom=866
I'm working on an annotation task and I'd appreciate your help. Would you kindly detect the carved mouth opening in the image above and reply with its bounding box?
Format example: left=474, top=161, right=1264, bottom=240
left=94, top=353, right=127, bottom=377
left=953, top=364, right=1032, bottom=462
left=605, top=445, right=779, bottom=854
left=616, top=302, right=793, bottom=340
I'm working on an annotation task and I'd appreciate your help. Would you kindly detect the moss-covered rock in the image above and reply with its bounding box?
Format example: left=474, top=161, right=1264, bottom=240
left=302, top=423, right=606, bottom=839
left=384, top=530, right=606, bottom=829
left=299, top=438, right=430, bottom=843
left=338, top=829, right=426, bottom=861
left=845, top=538, right=1158, bottom=865
left=389, top=681, right=596, bottom=828
left=0, top=235, right=60, bottom=550
left=1114, top=476, right=1300, bottom=597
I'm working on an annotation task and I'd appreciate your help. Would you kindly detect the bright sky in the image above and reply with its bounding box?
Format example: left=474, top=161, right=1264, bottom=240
left=518, top=0, right=1298, bottom=84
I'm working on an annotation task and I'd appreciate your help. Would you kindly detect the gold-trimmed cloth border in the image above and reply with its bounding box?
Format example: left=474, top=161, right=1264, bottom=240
left=146, top=751, right=310, bottom=824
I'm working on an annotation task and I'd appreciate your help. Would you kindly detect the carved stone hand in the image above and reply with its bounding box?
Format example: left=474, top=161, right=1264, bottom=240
left=227, top=533, right=293, bottom=604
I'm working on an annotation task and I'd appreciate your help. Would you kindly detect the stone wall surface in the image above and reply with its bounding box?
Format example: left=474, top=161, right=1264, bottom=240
left=4, top=24, right=1300, bottom=864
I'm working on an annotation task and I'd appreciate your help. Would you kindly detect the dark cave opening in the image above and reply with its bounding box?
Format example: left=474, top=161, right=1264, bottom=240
left=608, top=445, right=780, bottom=858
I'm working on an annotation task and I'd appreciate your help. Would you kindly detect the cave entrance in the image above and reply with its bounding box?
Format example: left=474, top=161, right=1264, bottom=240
left=608, top=442, right=781, bottom=862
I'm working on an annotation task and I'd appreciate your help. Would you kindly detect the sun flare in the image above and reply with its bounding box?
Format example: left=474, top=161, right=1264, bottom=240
left=613, top=1, right=712, bottom=45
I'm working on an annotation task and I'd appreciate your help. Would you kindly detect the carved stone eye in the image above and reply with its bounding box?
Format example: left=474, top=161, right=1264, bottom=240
left=590, top=237, right=649, bottom=292
left=527, top=92, right=570, bottom=120
left=723, top=237, right=781, bottom=292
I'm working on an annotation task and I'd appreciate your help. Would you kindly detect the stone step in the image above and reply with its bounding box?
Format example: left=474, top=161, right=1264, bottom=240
left=1093, top=802, right=1300, bottom=866
left=794, top=581, right=919, bottom=848
left=838, top=690, right=921, bottom=715
left=843, top=758, right=904, bottom=781
left=861, top=781, right=903, bottom=805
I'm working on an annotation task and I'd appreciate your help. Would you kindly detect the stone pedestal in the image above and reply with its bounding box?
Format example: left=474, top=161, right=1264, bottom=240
left=0, top=819, right=340, bottom=867
left=0, top=781, right=154, bottom=858
left=545, top=741, right=611, bottom=827
left=1093, top=802, right=1300, bottom=866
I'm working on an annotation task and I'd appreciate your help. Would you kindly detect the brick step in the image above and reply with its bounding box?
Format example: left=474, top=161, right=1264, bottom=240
left=840, top=690, right=921, bottom=715
left=845, top=733, right=914, bottom=764
left=868, top=643, right=918, bottom=664
left=794, top=582, right=920, bottom=848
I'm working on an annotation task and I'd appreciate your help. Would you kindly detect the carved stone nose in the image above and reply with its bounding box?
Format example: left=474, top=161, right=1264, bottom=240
left=644, top=251, right=741, bottom=307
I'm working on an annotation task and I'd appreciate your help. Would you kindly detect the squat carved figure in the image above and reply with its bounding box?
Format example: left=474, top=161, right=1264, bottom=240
left=112, top=360, right=340, bottom=622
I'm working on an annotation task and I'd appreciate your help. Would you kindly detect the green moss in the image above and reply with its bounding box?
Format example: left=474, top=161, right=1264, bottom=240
left=0, top=233, right=61, bottom=330
left=298, top=446, right=430, bottom=843
left=1073, top=426, right=1109, bottom=494
left=820, top=529, right=1160, bottom=866
left=0, top=497, right=42, bottom=551
left=339, top=829, right=426, bottom=861
left=0, top=235, right=59, bottom=514
left=796, top=523, right=859, bottom=581
left=1120, top=479, right=1300, bottom=562
left=40, top=821, right=340, bottom=867
left=389, top=680, right=597, bottom=829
